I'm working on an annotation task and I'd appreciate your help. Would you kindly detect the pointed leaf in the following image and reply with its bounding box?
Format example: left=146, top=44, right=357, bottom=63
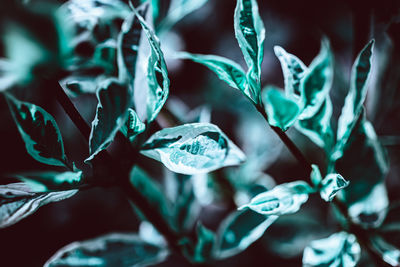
left=87, top=79, right=131, bottom=161
left=234, top=0, right=265, bottom=93
left=0, top=183, right=77, bottom=228
left=319, top=173, right=349, bottom=202
left=215, top=209, right=277, bottom=259
left=274, top=46, right=307, bottom=97
left=120, top=108, right=145, bottom=142
left=299, top=40, right=334, bottom=119
left=177, top=52, right=255, bottom=103
left=239, top=181, right=313, bottom=216
left=44, top=233, right=168, bottom=267
left=335, top=40, right=375, bottom=157
left=302, top=232, right=361, bottom=267
left=296, top=96, right=333, bottom=150
left=141, top=123, right=246, bottom=175
left=262, top=86, right=300, bottom=131
left=6, top=94, right=68, bottom=167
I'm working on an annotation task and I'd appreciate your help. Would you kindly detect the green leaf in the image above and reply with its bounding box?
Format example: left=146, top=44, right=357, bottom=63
left=334, top=112, right=388, bottom=204
left=335, top=40, right=375, bottom=157
left=130, top=167, right=172, bottom=224
left=273, top=45, right=307, bottom=97
left=140, top=123, right=246, bottom=175
left=296, top=96, right=333, bottom=150
left=177, top=52, right=255, bottom=103
left=14, top=171, right=83, bottom=192
left=319, top=173, right=349, bottom=202
left=261, top=86, right=300, bottom=131
left=5, top=94, right=68, bottom=167
left=86, top=79, right=131, bottom=162
left=0, top=183, right=77, bottom=228
left=239, top=181, right=313, bottom=216
left=302, top=232, right=361, bottom=267
left=234, top=0, right=265, bottom=95
left=44, top=233, right=168, bottom=267
left=133, top=6, right=170, bottom=123
left=120, top=108, right=145, bottom=143
left=215, top=209, right=277, bottom=259
left=299, top=39, right=334, bottom=119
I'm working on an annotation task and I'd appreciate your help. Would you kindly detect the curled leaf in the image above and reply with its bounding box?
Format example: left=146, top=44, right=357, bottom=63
left=319, top=173, right=349, bottom=202
left=120, top=108, right=145, bottom=143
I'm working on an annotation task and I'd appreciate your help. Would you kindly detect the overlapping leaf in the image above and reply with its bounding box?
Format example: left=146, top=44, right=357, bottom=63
left=319, top=173, right=349, bottom=202
left=120, top=108, right=145, bottom=143
left=140, top=123, right=246, bottom=175
left=14, top=171, right=83, bottom=192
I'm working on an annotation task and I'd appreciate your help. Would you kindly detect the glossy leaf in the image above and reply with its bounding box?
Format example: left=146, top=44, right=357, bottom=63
left=133, top=6, right=170, bottom=123
left=239, top=181, right=313, bottom=216
left=234, top=0, right=265, bottom=90
left=335, top=40, right=374, bottom=157
left=87, top=79, right=131, bottom=162
left=120, top=108, right=145, bottom=143
left=141, top=123, right=246, bottom=175
left=319, top=173, right=349, bottom=202
left=215, top=209, right=277, bottom=259
left=296, top=96, right=333, bottom=150
left=262, top=86, right=300, bottom=131
left=302, top=232, right=361, bottom=267
left=177, top=52, right=255, bottom=103
left=299, top=40, right=333, bottom=119
left=44, top=233, right=168, bottom=267
left=0, top=183, right=77, bottom=228
left=6, top=94, right=68, bottom=167
left=274, top=46, right=307, bottom=97
left=14, top=171, right=83, bottom=192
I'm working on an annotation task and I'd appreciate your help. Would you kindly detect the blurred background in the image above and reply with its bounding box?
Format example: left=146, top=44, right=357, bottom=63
left=0, top=0, right=400, bottom=266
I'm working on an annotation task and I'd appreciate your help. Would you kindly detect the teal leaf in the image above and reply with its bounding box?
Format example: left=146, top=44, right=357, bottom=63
left=140, top=123, right=246, bottom=175
left=296, top=96, right=333, bottom=150
left=370, top=235, right=400, bottom=267
left=239, top=181, right=313, bottom=216
left=177, top=52, right=255, bottom=103
left=302, top=232, right=361, bottom=267
left=299, top=39, right=334, bottom=119
left=234, top=0, right=265, bottom=93
left=335, top=40, right=375, bottom=157
left=310, top=164, right=322, bottom=187
left=377, top=203, right=400, bottom=255
left=60, top=75, right=109, bottom=96
left=319, top=173, right=349, bottom=202
left=5, top=94, right=68, bottom=167
left=86, top=79, right=131, bottom=162
left=133, top=6, right=170, bottom=123
left=130, top=167, right=172, bottom=223
left=334, top=112, right=388, bottom=204
left=44, top=233, right=168, bottom=267
left=120, top=108, right=145, bottom=143
left=0, top=183, right=77, bottom=228
left=0, top=59, right=18, bottom=91
left=261, top=86, right=300, bottom=131
left=273, top=46, right=307, bottom=97
left=215, top=209, right=277, bottom=259
left=183, top=223, right=216, bottom=263
left=14, top=171, right=83, bottom=193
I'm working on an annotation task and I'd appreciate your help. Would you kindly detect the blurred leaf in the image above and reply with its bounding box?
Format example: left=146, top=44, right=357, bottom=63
left=319, top=173, right=349, bottom=202
left=86, top=79, right=131, bottom=162
left=302, top=232, right=361, bottom=267
left=14, top=170, right=83, bottom=192
left=234, top=0, right=265, bottom=97
left=6, top=94, right=68, bottom=167
left=177, top=52, right=255, bottom=103
left=44, top=233, right=168, bottom=267
left=120, top=108, right=145, bottom=143
left=139, top=221, right=166, bottom=247
left=215, top=209, right=278, bottom=259
left=0, top=183, right=77, bottom=228
left=378, top=203, right=400, bottom=251
left=335, top=40, right=375, bottom=158
left=182, top=223, right=216, bottom=263
left=274, top=45, right=307, bottom=97
left=133, top=5, right=170, bottom=123
left=370, top=234, right=400, bottom=267
left=60, top=75, right=109, bottom=96
left=299, top=39, right=333, bottom=119
left=239, top=181, right=313, bottom=216
left=130, top=167, right=172, bottom=224
left=310, top=164, right=322, bottom=187
left=296, top=96, right=333, bottom=150
left=141, top=123, right=246, bottom=175
left=261, top=86, right=300, bottom=131
left=0, top=59, right=19, bottom=91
